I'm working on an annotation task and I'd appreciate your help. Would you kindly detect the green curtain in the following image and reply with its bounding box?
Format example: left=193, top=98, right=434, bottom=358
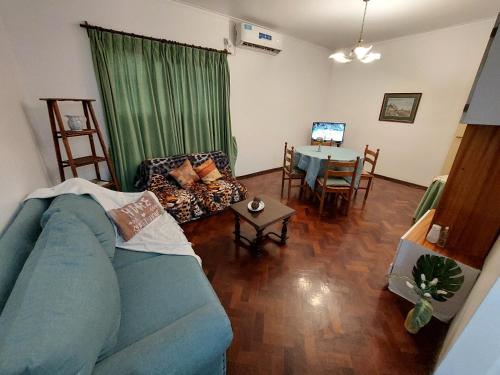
left=87, top=29, right=237, bottom=191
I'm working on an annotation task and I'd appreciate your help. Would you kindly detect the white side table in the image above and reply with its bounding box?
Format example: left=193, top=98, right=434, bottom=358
left=388, top=209, right=480, bottom=322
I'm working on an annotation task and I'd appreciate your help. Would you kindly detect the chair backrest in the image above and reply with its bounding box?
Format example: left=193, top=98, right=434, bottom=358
left=323, top=156, right=360, bottom=191
left=283, top=142, right=296, bottom=172
left=363, top=145, right=380, bottom=174
left=311, top=139, right=335, bottom=147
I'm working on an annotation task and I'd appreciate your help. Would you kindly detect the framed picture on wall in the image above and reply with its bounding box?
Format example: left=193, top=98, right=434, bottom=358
left=379, top=93, right=422, bottom=123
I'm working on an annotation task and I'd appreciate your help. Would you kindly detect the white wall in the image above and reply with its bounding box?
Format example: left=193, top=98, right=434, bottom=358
left=435, top=238, right=500, bottom=374
left=231, top=37, right=331, bottom=175
left=0, top=0, right=332, bottom=183
left=326, top=19, right=494, bottom=186
left=0, top=0, right=493, bottom=189
left=0, top=17, right=49, bottom=232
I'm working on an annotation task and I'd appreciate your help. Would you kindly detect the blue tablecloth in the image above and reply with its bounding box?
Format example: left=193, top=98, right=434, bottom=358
left=295, top=145, right=364, bottom=189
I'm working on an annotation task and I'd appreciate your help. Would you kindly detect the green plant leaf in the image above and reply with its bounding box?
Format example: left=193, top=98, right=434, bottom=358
left=412, top=254, right=464, bottom=302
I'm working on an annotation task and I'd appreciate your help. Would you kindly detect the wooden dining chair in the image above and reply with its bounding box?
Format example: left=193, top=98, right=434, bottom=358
left=315, top=156, right=360, bottom=216
left=311, top=139, right=342, bottom=147
left=311, top=139, right=336, bottom=147
left=281, top=142, right=306, bottom=200
left=355, top=145, right=380, bottom=202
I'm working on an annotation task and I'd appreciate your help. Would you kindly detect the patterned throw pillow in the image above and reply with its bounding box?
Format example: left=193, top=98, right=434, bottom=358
left=194, top=158, right=223, bottom=184
left=168, top=159, right=200, bottom=189
left=107, top=191, right=164, bottom=241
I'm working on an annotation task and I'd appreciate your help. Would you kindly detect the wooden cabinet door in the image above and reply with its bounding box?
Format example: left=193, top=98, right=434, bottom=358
left=433, top=125, right=500, bottom=269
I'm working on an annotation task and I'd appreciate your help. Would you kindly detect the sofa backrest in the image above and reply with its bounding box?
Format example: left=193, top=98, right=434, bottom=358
left=134, top=150, right=231, bottom=191
left=0, top=198, right=51, bottom=312
left=0, top=211, right=121, bottom=373
left=42, top=194, right=116, bottom=259
left=0, top=194, right=119, bottom=314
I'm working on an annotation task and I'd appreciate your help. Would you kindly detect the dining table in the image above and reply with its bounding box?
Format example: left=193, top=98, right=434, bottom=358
left=294, top=145, right=364, bottom=189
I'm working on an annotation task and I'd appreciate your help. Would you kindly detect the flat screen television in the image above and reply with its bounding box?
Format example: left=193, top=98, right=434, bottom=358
left=311, top=122, right=346, bottom=143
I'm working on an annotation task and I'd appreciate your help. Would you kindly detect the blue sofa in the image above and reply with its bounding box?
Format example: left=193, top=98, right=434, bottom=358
left=0, top=195, right=232, bottom=375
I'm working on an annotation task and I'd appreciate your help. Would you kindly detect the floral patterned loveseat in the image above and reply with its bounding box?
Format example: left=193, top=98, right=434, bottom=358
left=135, top=151, right=248, bottom=223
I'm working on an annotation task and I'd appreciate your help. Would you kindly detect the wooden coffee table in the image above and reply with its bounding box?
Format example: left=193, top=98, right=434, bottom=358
left=229, top=195, right=296, bottom=255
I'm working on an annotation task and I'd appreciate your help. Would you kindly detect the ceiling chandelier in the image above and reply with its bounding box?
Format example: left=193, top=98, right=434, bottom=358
left=329, top=0, right=381, bottom=63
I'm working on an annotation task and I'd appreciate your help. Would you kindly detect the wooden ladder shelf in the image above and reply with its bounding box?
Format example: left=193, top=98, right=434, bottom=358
left=40, top=98, right=120, bottom=190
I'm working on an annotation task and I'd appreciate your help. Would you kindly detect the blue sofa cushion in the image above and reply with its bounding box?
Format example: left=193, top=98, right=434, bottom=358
left=0, top=198, right=51, bottom=312
left=93, top=304, right=232, bottom=375
left=41, top=194, right=116, bottom=258
left=93, top=248, right=232, bottom=375
left=0, top=211, right=121, bottom=374
left=111, top=250, right=229, bottom=353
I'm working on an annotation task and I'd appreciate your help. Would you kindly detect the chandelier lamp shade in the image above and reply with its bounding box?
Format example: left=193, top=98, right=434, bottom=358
left=329, top=0, right=381, bottom=63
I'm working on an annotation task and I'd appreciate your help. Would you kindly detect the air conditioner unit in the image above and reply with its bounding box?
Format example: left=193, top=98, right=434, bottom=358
left=236, top=23, right=283, bottom=54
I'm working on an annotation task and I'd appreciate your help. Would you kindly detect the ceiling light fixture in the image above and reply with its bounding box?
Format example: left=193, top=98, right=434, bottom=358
left=329, top=0, right=381, bottom=64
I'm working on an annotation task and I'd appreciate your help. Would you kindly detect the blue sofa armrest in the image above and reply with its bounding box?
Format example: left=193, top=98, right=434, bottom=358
left=93, top=303, right=233, bottom=375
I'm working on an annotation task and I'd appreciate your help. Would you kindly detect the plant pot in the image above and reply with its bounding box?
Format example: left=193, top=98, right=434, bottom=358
left=404, top=298, right=433, bottom=334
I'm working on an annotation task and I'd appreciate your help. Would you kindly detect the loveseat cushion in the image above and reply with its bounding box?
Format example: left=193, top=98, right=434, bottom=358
left=190, top=178, right=247, bottom=213
left=0, top=198, right=51, bottom=312
left=146, top=173, right=247, bottom=223
left=42, top=194, right=116, bottom=258
left=109, top=250, right=231, bottom=355
left=147, top=174, right=204, bottom=223
left=0, top=211, right=121, bottom=374
left=93, top=304, right=232, bottom=375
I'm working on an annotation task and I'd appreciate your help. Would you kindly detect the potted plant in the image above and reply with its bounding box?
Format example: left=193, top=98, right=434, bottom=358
left=389, top=254, right=464, bottom=334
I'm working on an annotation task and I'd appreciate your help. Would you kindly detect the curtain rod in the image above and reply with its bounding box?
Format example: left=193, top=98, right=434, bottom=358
left=79, top=21, right=230, bottom=54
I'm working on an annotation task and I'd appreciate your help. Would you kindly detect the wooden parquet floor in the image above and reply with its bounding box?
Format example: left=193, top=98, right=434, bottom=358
left=182, top=172, right=447, bottom=375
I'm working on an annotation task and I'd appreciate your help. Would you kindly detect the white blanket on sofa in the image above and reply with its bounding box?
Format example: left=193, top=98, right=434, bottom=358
left=25, top=178, right=201, bottom=264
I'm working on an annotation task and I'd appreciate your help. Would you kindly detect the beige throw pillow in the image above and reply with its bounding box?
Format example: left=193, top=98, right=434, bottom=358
left=194, top=159, right=223, bottom=184
left=107, top=191, right=163, bottom=241
left=169, top=159, right=200, bottom=189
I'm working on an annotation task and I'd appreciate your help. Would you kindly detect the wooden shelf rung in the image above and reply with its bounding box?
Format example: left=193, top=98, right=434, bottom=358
left=62, top=156, right=106, bottom=168
left=56, top=129, right=97, bottom=138
left=90, top=179, right=115, bottom=188
left=40, top=98, right=96, bottom=102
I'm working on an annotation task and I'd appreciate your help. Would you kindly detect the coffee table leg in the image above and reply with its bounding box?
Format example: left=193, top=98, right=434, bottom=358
left=234, top=213, right=241, bottom=242
left=252, top=229, right=264, bottom=256
left=280, top=217, right=290, bottom=244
